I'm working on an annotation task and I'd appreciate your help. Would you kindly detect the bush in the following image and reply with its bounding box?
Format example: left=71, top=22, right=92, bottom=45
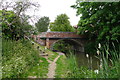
left=2, top=39, right=40, bottom=78
left=84, top=41, right=97, bottom=54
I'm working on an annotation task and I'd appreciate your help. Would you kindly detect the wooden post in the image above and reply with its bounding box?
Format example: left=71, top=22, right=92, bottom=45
left=46, top=38, right=50, bottom=49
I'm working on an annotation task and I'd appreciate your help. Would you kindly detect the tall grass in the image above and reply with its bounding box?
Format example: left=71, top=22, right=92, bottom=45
left=67, top=43, right=120, bottom=78
left=0, top=38, right=2, bottom=79
left=55, top=51, right=97, bottom=78
left=56, top=42, right=120, bottom=78
left=2, top=39, right=40, bottom=78
left=97, top=42, right=120, bottom=78
left=66, top=53, right=97, bottom=78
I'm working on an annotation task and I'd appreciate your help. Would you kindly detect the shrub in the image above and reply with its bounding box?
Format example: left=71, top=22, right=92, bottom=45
left=2, top=39, right=40, bottom=78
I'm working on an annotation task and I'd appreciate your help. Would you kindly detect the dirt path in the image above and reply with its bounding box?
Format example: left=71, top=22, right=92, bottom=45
left=46, top=55, right=60, bottom=78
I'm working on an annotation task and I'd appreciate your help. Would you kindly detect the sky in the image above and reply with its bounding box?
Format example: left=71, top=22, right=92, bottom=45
left=26, top=0, right=80, bottom=26
left=1, top=0, right=80, bottom=26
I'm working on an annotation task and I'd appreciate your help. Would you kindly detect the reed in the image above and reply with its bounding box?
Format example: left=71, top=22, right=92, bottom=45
left=66, top=52, right=97, bottom=78
left=98, top=42, right=120, bottom=78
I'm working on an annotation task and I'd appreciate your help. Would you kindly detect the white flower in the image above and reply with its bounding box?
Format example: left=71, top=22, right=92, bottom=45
left=98, top=43, right=101, bottom=49
left=94, top=69, right=99, bottom=74
left=86, top=54, right=89, bottom=58
left=85, top=30, right=88, bottom=33
left=97, top=50, right=100, bottom=55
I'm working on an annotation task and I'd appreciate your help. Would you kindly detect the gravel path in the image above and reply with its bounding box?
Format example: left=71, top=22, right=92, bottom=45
left=47, top=55, right=60, bottom=78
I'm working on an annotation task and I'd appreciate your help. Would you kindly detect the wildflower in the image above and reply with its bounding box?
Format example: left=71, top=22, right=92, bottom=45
left=85, top=30, right=88, bottom=33
left=94, top=69, right=99, bottom=74
left=86, top=54, right=89, bottom=58
left=98, top=43, right=101, bottom=49
left=100, top=59, right=102, bottom=68
left=97, top=50, right=100, bottom=55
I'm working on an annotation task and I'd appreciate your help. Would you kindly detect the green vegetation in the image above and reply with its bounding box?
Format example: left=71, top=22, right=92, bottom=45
left=2, top=38, right=60, bottom=78
left=48, top=52, right=58, bottom=61
left=71, top=2, right=120, bottom=54
left=35, top=16, right=50, bottom=32
left=21, top=57, right=49, bottom=78
left=55, top=48, right=120, bottom=78
left=20, top=41, right=50, bottom=78
left=55, top=53, right=97, bottom=78
left=33, top=41, right=59, bottom=61
left=66, top=53, right=96, bottom=78
left=52, top=40, right=74, bottom=53
left=55, top=55, right=68, bottom=78
left=65, top=1, right=120, bottom=78
left=1, top=0, right=70, bottom=79
left=1, top=10, right=35, bottom=40
left=0, top=38, right=2, bottom=79
left=2, top=39, right=40, bottom=78
left=84, top=41, right=96, bottom=54
left=97, top=43, right=120, bottom=78
left=50, top=14, right=75, bottom=32
left=1, top=0, right=120, bottom=79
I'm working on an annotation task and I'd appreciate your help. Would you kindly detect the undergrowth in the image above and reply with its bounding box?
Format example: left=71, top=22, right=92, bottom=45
left=55, top=45, right=120, bottom=78
left=21, top=57, right=49, bottom=78
left=2, top=39, right=46, bottom=78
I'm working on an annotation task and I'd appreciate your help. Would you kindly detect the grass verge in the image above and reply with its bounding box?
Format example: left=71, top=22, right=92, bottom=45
left=21, top=57, right=49, bottom=78
left=33, top=40, right=59, bottom=61
left=55, top=55, right=68, bottom=78
left=48, top=52, right=58, bottom=61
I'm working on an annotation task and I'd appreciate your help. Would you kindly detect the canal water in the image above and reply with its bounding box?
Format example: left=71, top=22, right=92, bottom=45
left=75, top=52, right=100, bottom=70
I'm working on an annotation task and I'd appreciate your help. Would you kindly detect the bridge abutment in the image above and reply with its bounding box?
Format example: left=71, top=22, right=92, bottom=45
left=46, top=38, right=50, bottom=49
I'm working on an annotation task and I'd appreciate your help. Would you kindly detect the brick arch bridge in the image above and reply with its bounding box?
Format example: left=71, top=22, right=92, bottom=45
left=31, top=32, right=87, bottom=52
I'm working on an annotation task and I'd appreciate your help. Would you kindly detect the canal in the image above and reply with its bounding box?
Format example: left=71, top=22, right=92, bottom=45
left=54, top=50, right=100, bottom=70
left=68, top=52, right=100, bottom=70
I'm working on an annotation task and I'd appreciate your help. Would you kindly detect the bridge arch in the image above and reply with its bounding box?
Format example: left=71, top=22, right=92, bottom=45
left=50, top=39, right=84, bottom=53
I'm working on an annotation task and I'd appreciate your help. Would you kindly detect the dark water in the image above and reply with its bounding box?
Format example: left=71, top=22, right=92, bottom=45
left=75, top=52, right=100, bottom=70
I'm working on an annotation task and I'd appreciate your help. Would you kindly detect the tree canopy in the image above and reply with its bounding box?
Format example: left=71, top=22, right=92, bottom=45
left=50, top=14, right=74, bottom=32
left=1, top=10, right=33, bottom=40
left=71, top=2, right=120, bottom=53
left=35, top=16, right=50, bottom=32
left=72, top=2, right=120, bottom=42
left=1, top=0, right=40, bottom=40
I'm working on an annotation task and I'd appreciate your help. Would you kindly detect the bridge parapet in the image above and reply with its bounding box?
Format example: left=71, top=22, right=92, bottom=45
left=37, top=32, right=86, bottom=39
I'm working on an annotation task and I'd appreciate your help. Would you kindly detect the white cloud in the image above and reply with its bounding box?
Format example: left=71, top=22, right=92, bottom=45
left=27, top=0, right=80, bottom=26
left=1, top=0, right=80, bottom=26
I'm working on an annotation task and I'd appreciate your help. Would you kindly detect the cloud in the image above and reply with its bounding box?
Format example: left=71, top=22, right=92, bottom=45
left=27, top=0, right=80, bottom=26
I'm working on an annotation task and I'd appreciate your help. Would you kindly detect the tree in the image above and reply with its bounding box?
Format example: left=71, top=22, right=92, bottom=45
left=1, top=0, right=39, bottom=25
left=71, top=2, right=120, bottom=54
left=35, top=16, right=50, bottom=32
left=1, top=10, right=33, bottom=40
left=72, top=2, right=120, bottom=51
left=50, top=14, right=74, bottom=32
left=1, top=0, right=40, bottom=40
